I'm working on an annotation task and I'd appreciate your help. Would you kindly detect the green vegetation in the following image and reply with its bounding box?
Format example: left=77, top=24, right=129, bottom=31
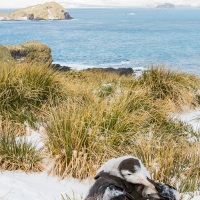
left=0, top=120, right=43, bottom=172
left=0, top=64, right=67, bottom=124
left=61, top=193, right=83, bottom=200
left=3, top=41, right=52, bottom=66
left=0, top=64, right=199, bottom=195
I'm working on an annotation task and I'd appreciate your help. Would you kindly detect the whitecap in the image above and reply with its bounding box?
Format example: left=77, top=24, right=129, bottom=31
left=52, top=61, right=98, bottom=71
left=127, top=12, right=135, bottom=15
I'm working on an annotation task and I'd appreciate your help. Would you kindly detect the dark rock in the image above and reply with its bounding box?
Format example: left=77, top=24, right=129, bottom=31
left=2, top=41, right=52, bottom=66
left=64, top=12, right=73, bottom=20
left=51, top=63, right=71, bottom=72
left=10, top=49, right=27, bottom=63
left=86, top=67, right=133, bottom=76
left=34, top=17, right=44, bottom=21
left=27, top=14, right=34, bottom=20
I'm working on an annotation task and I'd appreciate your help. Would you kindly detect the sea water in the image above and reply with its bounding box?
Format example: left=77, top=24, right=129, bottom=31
left=0, top=8, right=200, bottom=75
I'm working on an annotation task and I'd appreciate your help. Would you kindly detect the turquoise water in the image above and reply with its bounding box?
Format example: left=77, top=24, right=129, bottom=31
left=0, top=8, right=200, bottom=74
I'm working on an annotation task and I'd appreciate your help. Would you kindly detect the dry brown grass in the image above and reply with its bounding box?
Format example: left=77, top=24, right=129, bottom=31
left=136, top=67, right=200, bottom=110
left=109, top=134, right=200, bottom=193
left=0, top=123, right=43, bottom=172
left=0, top=64, right=199, bottom=194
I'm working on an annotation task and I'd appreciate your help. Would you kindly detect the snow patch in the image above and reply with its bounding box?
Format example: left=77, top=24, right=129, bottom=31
left=133, top=67, right=147, bottom=79
left=15, top=122, right=45, bottom=149
left=175, top=108, right=200, bottom=132
left=0, top=171, right=89, bottom=200
left=48, top=8, right=54, bottom=20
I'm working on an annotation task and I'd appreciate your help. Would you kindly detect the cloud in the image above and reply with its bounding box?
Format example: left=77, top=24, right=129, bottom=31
left=0, top=0, right=199, bottom=9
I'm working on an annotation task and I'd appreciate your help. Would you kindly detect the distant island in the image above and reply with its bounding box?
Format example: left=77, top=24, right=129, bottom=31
left=0, top=2, right=72, bottom=21
left=156, top=3, right=175, bottom=9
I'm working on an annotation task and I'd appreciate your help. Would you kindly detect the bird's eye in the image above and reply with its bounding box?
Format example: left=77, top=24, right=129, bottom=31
left=127, top=173, right=132, bottom=176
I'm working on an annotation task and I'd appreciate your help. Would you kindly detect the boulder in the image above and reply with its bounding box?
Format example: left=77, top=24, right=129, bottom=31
left=1, top=2, right=72, bottom=21
left=1, top=41, right=52, bottom=66
left=86, top=67, right=133, bottom=76
left=51, top=63, right=71, bottom=72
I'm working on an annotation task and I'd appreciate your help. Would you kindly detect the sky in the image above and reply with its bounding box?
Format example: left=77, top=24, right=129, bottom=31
left=0, top=0, right=199, bottom=9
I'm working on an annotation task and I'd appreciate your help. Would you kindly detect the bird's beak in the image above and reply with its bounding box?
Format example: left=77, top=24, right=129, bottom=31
left=137, top=173, right=155, bottom=189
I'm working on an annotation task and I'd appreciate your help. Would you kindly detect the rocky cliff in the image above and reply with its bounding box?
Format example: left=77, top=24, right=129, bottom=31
left=0, top=41, right=52, bottom=66
left=0, top=2, right=72, bottom=21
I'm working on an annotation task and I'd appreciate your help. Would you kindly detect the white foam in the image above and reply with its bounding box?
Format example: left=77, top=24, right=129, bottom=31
left=52, top=60, right=134, bottom=71
left=99, top=60, right=131, bottom=67
left=52, top=62, right=98, bottom=71
left=127, top=12, right=135, bottom=15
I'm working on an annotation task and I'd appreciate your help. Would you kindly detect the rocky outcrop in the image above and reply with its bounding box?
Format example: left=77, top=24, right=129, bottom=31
left=0, top=2, right=72, bottom=21
left=0, top=40, right=134, bottom=76
left=86, top=68, right=134, bottom=76
left=1, top=41, right=52, bottom=66
left=0, top=46, right=15, bottom=64
left=51, top=63, right=71, bottom=72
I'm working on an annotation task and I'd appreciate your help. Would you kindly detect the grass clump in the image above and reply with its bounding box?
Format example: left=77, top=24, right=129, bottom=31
left=0, top=64, right=67, bottom=124
left=136, top=67, right=200, bottom=109
left=61, top=193, right=83, bottom=200
left=44, top=102, right=102, bottom=179
left=0, top=122, right=43, bottom=172
left=111, top=135, right=200, bottom=194
left=0, top=62, right=199, bottom=194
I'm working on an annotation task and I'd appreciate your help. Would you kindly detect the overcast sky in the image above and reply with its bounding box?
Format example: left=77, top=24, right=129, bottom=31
left=0, top=0, right=199, bottom=9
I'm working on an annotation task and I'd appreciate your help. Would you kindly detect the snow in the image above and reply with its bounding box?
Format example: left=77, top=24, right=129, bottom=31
left=0, top=171, right=199, bottom=200
left=133, top=67, right=147, bottom=79
left=47, top=8, right=54, bottom=20
left=16, top=122, right=45, bottom=149
left=192, top=197, right=200, bottom=200
left=0, top=171, right=89, bottom=200
left=0, top=123, right=91, bottom=200
left=176, top=108, right=200, bottom=132
left=0, top=112, right=199, bottom=199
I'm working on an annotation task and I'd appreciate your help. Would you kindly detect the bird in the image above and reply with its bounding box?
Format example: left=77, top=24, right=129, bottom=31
left=146, top=177, right=180, bottom=200
left=85, top=156, right=180, bottom=200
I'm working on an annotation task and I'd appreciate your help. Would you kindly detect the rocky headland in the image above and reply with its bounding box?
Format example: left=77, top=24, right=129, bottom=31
left=0, top=40, right=137, bottom=76
left=0, top=2, right=72, bottom=21
left=0, top=41, right=52, bottom=66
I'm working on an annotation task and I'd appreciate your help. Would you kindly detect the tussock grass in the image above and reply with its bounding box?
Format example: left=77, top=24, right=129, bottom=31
left=0, top=124, right=43, bottom=172
left=44, top=92, right=196, bottom=181
left=0, top=63, right=199, bottom=194
left=0, top=64, right=67, bottom=124
left=0, top=118, right=26, bottom=136
left=110, top=135, right=200, bottom=193
left=44, top=102, right=105, bottom=179
left=61, top=193, right=83, bottom=200
left=136, top=67, right=200, bottom=110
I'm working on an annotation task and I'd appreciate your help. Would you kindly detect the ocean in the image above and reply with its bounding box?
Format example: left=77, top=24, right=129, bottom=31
left=0, top=8, right=200, bottom=75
